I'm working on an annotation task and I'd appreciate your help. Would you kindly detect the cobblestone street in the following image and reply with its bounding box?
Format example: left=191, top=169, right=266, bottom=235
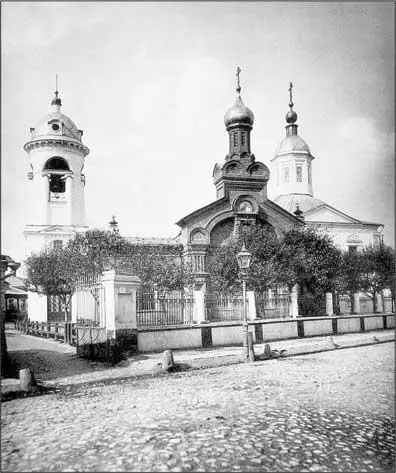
left=1, top=343, right=394, bottom=472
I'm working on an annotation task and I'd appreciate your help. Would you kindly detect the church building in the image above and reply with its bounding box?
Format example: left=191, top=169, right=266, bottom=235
left=175, top=70, right=303, bottom=289
left=22, top=72, right=386, bottom=321
left=271, top=83, right=384, bottom=252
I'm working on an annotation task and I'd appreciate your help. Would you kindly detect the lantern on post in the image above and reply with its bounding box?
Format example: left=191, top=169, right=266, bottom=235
left=236, top=243, right=252, bottom=359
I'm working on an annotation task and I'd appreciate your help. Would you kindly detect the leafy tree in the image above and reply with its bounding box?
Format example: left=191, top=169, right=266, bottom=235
left=336, top=250, right=364, bottom=314
left=25, top=246, right=83, bottom=321
left=359, top=244, right=395, bottom=312
left=207, top=225, right=343, bottom=313
left=25, top=230, right=194, bottom=307
left=207, top=224, right=282, bottom=293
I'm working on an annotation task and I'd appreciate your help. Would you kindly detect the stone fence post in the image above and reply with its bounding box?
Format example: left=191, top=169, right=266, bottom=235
left=193, top=290, right=206, bottom=323
left=289, top=284, right=299, bottom=318
left=101, top=270, right=141, bottom=357
left=325, top=292, right=334, bottom=316
left=375, top=292, right=384, bottom=313
left=247, top=291, right=256, bottom=321
left=353, top=293, right=360, bottom=314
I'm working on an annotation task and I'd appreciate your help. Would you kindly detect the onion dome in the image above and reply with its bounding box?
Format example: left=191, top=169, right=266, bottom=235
left=224, top=67, right=254, bottom=127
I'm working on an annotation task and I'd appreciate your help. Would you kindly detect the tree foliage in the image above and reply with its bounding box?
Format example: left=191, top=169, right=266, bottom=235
left=358, top=244, right=395, bottom=309
left=207, top=225, right=343, bottom=304
left=207, top=224, right=281, bottom=293
left=25, top=229, right=194, bottom=295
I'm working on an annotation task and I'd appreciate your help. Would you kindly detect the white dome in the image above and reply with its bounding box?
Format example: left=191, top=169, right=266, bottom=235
left=31, top=111, right=82, bottom=142
left=274, top=134, right=311, bottom=157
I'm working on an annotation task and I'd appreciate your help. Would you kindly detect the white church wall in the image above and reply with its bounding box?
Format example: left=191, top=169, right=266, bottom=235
left=308, top=224, right=380, bottom=251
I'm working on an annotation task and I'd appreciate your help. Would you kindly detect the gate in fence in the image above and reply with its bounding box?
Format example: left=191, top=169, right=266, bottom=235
left=255, top=293, right=291, bottom=319
left=205, top=294, right=244, bottom=322
left=75, top=273, right=106, bottom=327
left=136, top=291, right=195, bottom=327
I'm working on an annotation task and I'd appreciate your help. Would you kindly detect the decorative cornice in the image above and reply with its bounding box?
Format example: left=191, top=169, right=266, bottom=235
left=24, top=138, right=89, bottom=156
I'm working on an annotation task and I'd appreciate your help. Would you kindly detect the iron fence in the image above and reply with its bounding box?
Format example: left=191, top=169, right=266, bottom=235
left=205, top=294, right=245, bottom=322
left=136, top=292, right=195, bottom=327
left=255, top=294, right=291, bottom=319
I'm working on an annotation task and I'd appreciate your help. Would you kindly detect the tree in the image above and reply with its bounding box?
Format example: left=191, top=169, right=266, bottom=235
left=277, top=227, right=343, bottom=316
left=25, top=246, right=83, bottom=321
left=207, top=224, right=283, bottom=293
left=336, top=250, right=364, bottom=314
left=25, top=230, right=194, bottom=307
left=359, top=244, right=395, bottom=312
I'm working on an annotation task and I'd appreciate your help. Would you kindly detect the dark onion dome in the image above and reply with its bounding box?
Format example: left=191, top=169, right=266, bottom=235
left=224, top=95, right=254, bottom=127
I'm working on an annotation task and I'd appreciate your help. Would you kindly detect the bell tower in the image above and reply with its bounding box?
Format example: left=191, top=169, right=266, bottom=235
left=23, top=86, right=90, bottom=256
left=271, top=83, right=315, bottom=198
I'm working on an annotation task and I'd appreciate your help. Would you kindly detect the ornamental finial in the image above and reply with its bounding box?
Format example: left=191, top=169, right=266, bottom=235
left=51, top=74, right=62, bottom=109
left=236, top=66, right=241, bottom=95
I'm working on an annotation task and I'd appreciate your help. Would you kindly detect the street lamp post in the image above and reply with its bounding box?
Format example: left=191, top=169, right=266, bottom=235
left=236, top=243, right=252, bottom=360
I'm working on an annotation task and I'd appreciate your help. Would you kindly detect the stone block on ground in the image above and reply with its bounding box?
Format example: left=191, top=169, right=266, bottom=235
left=19, top=368, right=37, bottom=391
left=161, top=350, right=175, bottom=372
left=263, top=344, right=272, bottom=359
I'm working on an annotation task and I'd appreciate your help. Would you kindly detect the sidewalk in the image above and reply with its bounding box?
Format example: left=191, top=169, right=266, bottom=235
left=2, top=327, right=394, bottom=396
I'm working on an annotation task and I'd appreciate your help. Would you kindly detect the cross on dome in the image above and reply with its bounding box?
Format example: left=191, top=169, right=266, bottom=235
left=236, top=66, right=242, bottom=94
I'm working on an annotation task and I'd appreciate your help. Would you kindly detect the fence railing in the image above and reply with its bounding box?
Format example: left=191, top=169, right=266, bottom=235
left=255, top=294, right=291, bottom=320
left=15, top=320, right=77, bottom=345
left=75, top=275, right=106, bottom=327
left=205, top=294, right=245, bottom=322
left=136, top=292, right=195, bottom=327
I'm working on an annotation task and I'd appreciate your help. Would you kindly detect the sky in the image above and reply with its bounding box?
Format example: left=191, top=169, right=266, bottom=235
left=2, top=1, right=394, bottom=264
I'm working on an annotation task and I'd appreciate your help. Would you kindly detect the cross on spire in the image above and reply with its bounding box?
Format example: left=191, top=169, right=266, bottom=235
left=288, top=81, right=294, bottom=108
left=236, top=66, right=241, bottom=94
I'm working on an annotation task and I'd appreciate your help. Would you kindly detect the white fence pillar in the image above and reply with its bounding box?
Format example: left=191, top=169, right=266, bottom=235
left=289, top=285, right=299, bottom=318
left=71, top=293, right=78, bottom=323
left=101, top=270, right=141, bottom=331
left=247, top=291, right=256, bottom=320
left=193, top=290, right=206, bottom=323
left=27, top=291, right=47, bottom=322
left=353, top=293, right=361, bottom=314
left=375, top=293, right=384, bottom=313
left=326, top=293, right=334, bottom=316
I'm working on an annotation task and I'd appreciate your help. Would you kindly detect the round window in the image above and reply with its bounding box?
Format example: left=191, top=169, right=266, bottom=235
left=52, top=123, right=60, bottom=131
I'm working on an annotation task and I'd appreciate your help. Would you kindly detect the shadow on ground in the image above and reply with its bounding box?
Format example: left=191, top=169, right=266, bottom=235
left=7, top=348, right=150, bottom=382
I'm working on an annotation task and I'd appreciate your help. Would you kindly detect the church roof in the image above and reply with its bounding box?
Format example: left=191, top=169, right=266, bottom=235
left=274, top=193, right=380, bottom=226
left=274, top=134, right=311, bottom=157
left=274, top=194, right=325, bottom=214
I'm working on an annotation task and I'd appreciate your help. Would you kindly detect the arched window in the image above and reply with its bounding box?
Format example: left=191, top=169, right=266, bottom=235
left=43, top=157, right=70, bottom=172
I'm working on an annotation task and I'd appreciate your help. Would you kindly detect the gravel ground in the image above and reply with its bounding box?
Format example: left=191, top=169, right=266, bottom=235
left=1, top=343, right=394, bottom=472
